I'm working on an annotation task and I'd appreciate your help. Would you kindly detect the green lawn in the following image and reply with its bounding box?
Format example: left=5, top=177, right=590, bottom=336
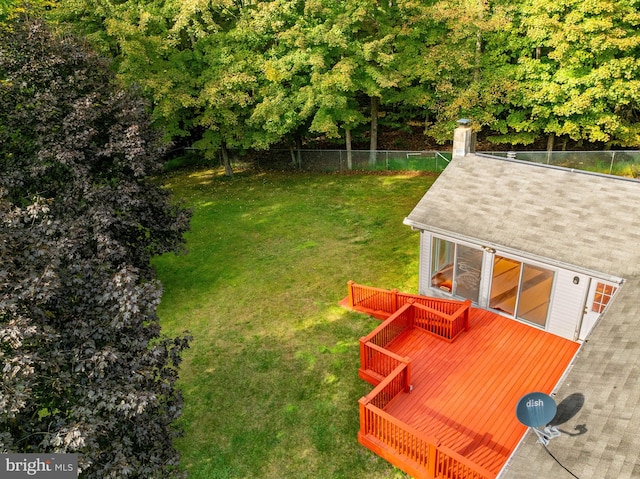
left=153, top=168, right=437, bottom=479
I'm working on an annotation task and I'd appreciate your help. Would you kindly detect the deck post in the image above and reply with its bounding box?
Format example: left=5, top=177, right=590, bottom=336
left=404, top=358, right=412, bottom=393
left=464, top=299, right=472, bottom=331
left=428, top=443, right=438, bottom=478
left=348, top=280, right=355, bottom=308
left=392, top=288, right=398, bottom=312
left=407, top=300, right=415, bottom=329
left=358, top=397, right=369, bottom=437
left=359, top=337, right=366, bottom=371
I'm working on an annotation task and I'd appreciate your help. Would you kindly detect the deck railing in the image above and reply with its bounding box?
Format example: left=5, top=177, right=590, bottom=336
left=348, top=281, right=471, bottom=342
left=399, top=292, right=469, bottom=317
left=362, top=302, right=414, bottom=347
left=363, top=362, right=412, bottom=410
left=360, top=341, right=411, bottom=382
left=413, top=301, right=470, bottom=342
left=348, top=281, right=400, bottom=315
left=353, top=281, right=492, bottom=479
left=359, top=302, right=413, bottom=383
left=435, top=444, right=495, bottom=479
left=359, top=397, right=436, bottom=477
left=348, top=281, right=468, bottom=314
left=358, top=359, right=493, bottom=479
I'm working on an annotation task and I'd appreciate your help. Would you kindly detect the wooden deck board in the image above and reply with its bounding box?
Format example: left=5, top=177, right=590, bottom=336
left=378, top=308, right=580, bottom=476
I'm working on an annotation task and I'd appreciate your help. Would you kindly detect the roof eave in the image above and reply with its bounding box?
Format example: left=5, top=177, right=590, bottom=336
left=403, top=218, right=624, bottom=284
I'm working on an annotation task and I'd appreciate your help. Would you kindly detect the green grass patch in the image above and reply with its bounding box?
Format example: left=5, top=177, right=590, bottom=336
left=154, top=168, right=436, bottom=479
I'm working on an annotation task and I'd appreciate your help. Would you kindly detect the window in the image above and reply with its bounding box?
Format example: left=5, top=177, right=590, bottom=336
left=592, top=282, right=617, bottom=313
left=454, top=245, right=482, bottom=303
left=431, top=238, right=454, bottom=292
left=489, top=255, right=554, bottom=327
left=431, top=238, right=482, bottom=303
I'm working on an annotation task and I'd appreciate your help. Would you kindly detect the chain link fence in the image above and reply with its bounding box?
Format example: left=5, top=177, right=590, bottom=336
left=170, top=147, right=639, bottom=179
left=483, top=150, right=640, bottom=178
left=260, top=149, right=452, bottom=172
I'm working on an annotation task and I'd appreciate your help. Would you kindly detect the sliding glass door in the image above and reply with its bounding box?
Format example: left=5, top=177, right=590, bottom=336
left=488, top=256, right=521, bottom=316
left=489, top=255, right=554, bottom=327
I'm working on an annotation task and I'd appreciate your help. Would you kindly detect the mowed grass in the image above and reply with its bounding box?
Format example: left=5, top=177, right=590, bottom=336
left=153, top=168, right=437, bottom=479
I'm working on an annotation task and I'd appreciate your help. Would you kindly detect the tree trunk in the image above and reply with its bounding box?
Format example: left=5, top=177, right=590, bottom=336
left=369, top=96, right=379, bottom=165
left=295, top=137, right=302, bottom=168
left=288, top=138, right=302, bottom=169
left=345, top=127, right=353, bottom=170
left=289, top=143, right=296, bottom=166
left=546, top=133, right=555, bottom=164
left=221, top=142, right=233, bottom=177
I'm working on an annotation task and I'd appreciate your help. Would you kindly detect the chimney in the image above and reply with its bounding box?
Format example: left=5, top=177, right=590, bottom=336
left=452, top=119, right=476, bottom=158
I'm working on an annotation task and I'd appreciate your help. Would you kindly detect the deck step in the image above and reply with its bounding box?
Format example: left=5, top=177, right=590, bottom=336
left=358, top=368, right=385, bottom=386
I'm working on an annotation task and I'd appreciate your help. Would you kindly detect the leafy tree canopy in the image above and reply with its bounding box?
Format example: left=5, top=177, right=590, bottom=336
left=53, top=0, right=640, bottom=151
left=496, top=0, right=640, bottom=146
left=0, top=17, right=191, bottom=477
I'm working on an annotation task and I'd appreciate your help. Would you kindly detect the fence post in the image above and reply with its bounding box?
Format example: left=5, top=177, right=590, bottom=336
left=359, top=337, right=366, bottom=371
left=610, top=151, right=615, bottom=175
left=348, top=280, right=355, bottom=308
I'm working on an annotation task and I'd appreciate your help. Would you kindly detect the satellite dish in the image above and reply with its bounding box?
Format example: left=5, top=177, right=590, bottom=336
left=516, top=392, right=557, bottom=428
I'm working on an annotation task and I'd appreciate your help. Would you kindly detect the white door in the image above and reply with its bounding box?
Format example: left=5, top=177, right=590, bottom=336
left=578, top=279, right=619, bottom=340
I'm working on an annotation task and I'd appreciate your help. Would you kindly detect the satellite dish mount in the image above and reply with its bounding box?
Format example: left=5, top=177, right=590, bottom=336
left=515, top=392, right=561, bottom=446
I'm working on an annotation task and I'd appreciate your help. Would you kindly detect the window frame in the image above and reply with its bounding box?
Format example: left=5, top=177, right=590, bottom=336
left=591, top=282, right=617, bottom=314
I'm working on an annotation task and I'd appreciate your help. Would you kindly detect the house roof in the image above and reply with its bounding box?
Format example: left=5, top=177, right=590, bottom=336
left=403, top=153, right=640, bottom=478
left=501, top=274, right=640, bottom=479
left=403, top=154, right=640, bottom=279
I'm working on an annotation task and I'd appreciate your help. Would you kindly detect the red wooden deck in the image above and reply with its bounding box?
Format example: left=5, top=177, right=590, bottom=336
left=345, top=283, right=580, bottom=479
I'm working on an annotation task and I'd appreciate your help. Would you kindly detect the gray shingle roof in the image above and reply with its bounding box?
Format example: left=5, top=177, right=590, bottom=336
left=501, top=275, right=640, bottom=479
left=404, top=154, right=640, bottom=278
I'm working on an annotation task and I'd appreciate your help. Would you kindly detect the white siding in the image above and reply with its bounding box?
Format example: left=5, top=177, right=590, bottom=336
left=414, top=230, right=608, bottom=341
left=418, top=231, right=432, bottom=296
left=477, top=251, right=494, bottom=309
left=546, top=270, right=589, bottom=340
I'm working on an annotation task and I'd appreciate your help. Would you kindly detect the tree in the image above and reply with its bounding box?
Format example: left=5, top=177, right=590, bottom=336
left=281, top=0, right=404, bottom=158
left=499, top=0, right=640, bottom=148
left=406, top=0, right=517, bottom=142
left=55, top=0, right=640, bottom=154
left=58, top=0, right=268, bottom=176
left=0, top=18, right=191, bottom=478
left=243, top=0, right=317, bottom=165
left=0, top=0, right=57, bottom=23
left=0, top=0, right=12, bottom=22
